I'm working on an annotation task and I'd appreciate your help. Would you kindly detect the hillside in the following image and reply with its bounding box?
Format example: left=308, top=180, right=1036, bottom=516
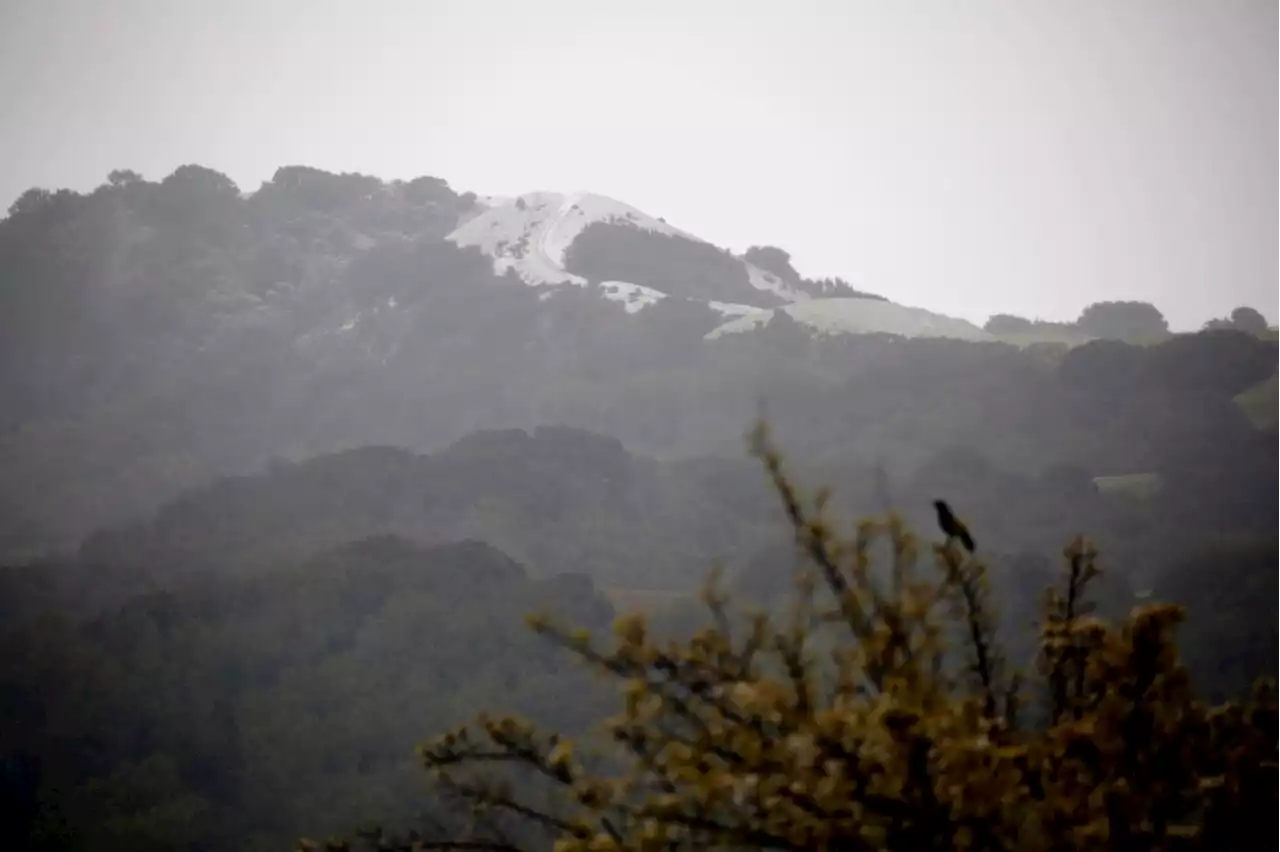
left=708, top=296, right=993, bottom=341
left=60, top=426, right=783, bottom=600
left=1, top=160, right=1275, bottom=850
left=2, top=411, right=1274, bottom=850
left=1236, top=373, right=1279, bottom=431
left=10, top=324, right=1274, bottom=613
left=448, top=191, right=784, bottom=305
left=0, top=536, right=618, bottom=851
left=0, top=166, right=1000, bottom=554
left=0, top=165, right=1275, bottom=560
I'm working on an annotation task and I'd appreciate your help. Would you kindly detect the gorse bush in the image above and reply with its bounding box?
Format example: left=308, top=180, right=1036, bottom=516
left=303, top=422, right=1277, bottom=852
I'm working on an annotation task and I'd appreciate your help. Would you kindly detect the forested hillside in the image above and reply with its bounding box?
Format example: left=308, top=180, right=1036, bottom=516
left=1, top=166, right=1275, bottom=850
left=2, top=419, right=1273, bottom=851
left=1, top=537, right=617, bottom=851
left=4, top=167, right=1274, bottom=560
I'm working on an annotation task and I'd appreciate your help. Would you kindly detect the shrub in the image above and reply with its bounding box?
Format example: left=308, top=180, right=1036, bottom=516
left=984, top=313, right=1035, bottom=335
left=303, top=421, right=1277, bottom=851
left=1229, top=307, right=1268, bottom=336
left=1077, top=302, right=1169, bottom=343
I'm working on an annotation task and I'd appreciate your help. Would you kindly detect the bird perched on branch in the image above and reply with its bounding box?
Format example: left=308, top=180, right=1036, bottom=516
left=933, top=500, right=975, bottom=553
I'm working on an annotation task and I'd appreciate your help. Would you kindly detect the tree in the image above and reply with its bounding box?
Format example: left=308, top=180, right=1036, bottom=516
left=1077, top=301, right=1169, bottom=343
left=1229, top=306, right=1268, bottom=336
left=403, top=175, right=454, bottom=206
left=983, top=313, right=1034, bottom=335
left=106, top=169, right=144, bottom=188
left=4, top=188, right=81, bottom=223
left=1135, top=328, right=1276, bottom=401
left=742, top=245, right=798, bottom=281
left=306, top=421, right=1278, bottom=852
left=6, top=188, right=54, bottom=219
left=1057, top=338, right=1143, bottom=401
left=263, top=166, right=383, bottom=213
left=148, top=165, right=243, bottom=244
left=1203, top=307, right=1269, bottom=336
left=159, top=164, right=240, bottom=200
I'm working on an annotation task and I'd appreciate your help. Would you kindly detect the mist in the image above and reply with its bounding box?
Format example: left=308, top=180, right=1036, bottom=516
left=1, top=3, right=1276, bottom=850
left=3, top=0, right=1275, bottom=327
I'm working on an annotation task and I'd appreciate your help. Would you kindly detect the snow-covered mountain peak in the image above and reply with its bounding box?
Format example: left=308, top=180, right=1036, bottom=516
left=446, top=188, right=985, bottom=342
left=446, top=190, right=803, bottom=313
left=448, top=191, right=704, bottom=287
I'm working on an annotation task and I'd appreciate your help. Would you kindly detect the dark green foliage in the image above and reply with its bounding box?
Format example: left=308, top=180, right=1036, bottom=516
left=742, top=243, right=887, bottom=300
left=986, top=305, right=1176, bottom=345
left=345, top=428, right=1275, bottom=852
left=984, top=313, right=1036, bottom=334
left=1229, top=306, right=1268, bottom=333
left=0, top=164, right=501, bottom=555
left=0, top=166, right=1275, bottom=849
left=1203, top=305, right=1270, bottom=336
left=63, top=426, right=780, bottom=603
left=1153, top=536, right=1279, bottom=703
left=564, top=221, right=781, bottom=307
left=988, top=303, right=1229, bottom=346
left=740, top=244, right=795, bottom=279
left=1076, top=299, right=1170, bottom=342
left=0, top=537, right=617, bottom=852
left=0, top=166, right=1273, bottom=562
left=0, top=413, right=1273, bottom=849
left=1141, top=328, right=1276, bottom=398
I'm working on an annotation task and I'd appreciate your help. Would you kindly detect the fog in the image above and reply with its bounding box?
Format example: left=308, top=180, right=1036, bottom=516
left=1, top=4, right=1276, bottom=850
left=3, top=0, right=1275, bottom=326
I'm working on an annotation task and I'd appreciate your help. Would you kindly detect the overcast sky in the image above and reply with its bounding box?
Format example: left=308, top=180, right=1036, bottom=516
left=2, top=0, right=1275, bottom=328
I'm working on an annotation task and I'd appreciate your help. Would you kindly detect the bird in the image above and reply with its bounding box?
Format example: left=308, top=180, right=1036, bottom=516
left=933, top=500, right=975, bottom=553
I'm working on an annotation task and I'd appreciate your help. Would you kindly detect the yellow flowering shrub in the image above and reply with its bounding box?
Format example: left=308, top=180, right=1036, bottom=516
left=302, top=422, right=1276, bottom=851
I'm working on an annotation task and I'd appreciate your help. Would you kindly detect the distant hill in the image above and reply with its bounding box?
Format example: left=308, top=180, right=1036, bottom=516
left=0, top=534, right=618, bottom=851
left=2, top=165, right=1275, bottom=852
left=50, top=425, right=781, bottom=603
left=1, top=165, right=1274, bottom=556
left=708, top=296, right=992, bottom=341
left=1235, top=373, right=1279, bottom=431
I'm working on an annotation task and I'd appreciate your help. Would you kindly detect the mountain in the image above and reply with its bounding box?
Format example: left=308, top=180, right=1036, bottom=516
left=448, top=189, right=801, bottom=308
left=0, top=167, right=975, bottom=553
left=2, top=398, right=1273, bottom=852
left=0, top=534, right=620, bottom=851
left=2, top=168, right=1276, bottom=852
left=708, top=297, right=994, bottom=341
left=56, top=425, right=783, bottom=605
left=0, top=165, right=1273, bottom=556
left=446, top=189, right=989, bottom=339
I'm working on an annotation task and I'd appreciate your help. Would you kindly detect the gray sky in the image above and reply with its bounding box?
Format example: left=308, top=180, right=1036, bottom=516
left=3, top=0, right=1276, bottom=328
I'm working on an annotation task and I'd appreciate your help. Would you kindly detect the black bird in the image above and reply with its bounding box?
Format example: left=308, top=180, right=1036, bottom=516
left=933, top=500, right=975, bottom=553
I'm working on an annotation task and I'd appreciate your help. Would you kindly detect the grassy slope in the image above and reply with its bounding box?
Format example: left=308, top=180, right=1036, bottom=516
left=1234, top=373, right=1278, bottom=431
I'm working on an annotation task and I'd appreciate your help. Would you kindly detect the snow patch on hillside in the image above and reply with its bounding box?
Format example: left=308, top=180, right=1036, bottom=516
left=708, top=301, right=768, bottom=320
left=544, top=193, right=703, bottom=267
left=746, top=264, right=808, bottom=302
left=706, top=298, right=994, bottom=342
left=448, top=191, right=704, bottom=290
left=448, top=189, right=936, bottom=329
left=599, top=281, right=667, bottom=313
left=448, top=191, right=794, bottom=311
left=447, top=191, right=584, bottom=287
left=589, top=283, right=768, bottom=319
